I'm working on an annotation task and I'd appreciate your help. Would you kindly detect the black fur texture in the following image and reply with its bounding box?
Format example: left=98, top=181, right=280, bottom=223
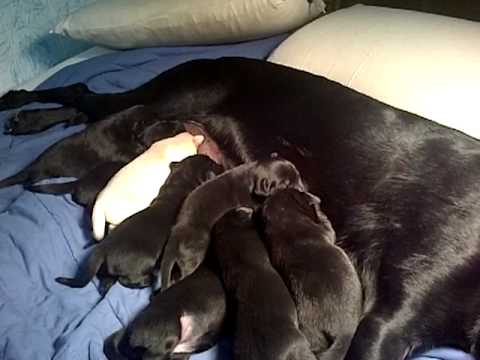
left=159, top=157, right=305, bottom=290
left=261, top=188, right=363, bottom=359
left=104, top=264, right=226, bottom=360
left=213, top=207, right=317, bottom=360
left=56, top=155, right=223, bottom=293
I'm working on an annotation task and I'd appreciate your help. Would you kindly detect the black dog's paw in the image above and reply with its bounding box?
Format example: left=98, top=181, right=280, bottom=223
left=4, top=108, right=89, bottom=135
left=4, top=110, right=37, bottom=135
left=0, top=89, right=31, bottom=111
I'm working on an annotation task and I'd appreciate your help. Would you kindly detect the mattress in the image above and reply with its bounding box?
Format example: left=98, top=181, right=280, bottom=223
left=0, top=34, right=475, bottom=360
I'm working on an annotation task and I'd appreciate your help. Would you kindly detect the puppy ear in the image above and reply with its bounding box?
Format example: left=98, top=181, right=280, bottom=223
left=307, top=193, right=323, bottom=222
left=205, top=170, right=217, bottom=182
left=236, top=206, right=254, bottom=218
left=253, top=177, right=275, bottom=197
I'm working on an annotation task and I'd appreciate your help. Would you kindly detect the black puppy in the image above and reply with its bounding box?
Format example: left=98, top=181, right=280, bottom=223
left=56, top=155, right=223, bottom=292
left=5, top=57, right=480, bottom=359
left=160, top=156, right=305, bottom=290
left=213, top=207, right=316, bottom=360
left=104, top=264, right=226, bottom=360
left=261, top=189, right=363, bottom=360
left=0, top=105, right=184, bottom=194
left=25, top=161, right=124, bottom=208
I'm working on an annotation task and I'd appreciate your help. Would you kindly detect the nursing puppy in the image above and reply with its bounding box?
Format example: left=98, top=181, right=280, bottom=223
left=160, top=156, right=305, bottom=290
left=213, top=207, right=316, bottom=360
left=0, top=105, right=184, bottom=190
left=91, top=132, right=202, bottom=240
left=104, top=264, right=226, bottom=360
left=56, top=155, right=223, bottom=292
left=261, top=189, right=363, bottom=360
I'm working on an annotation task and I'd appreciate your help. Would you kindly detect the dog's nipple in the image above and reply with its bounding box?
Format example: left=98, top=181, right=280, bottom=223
left=193, top=135, right=205, bottom=148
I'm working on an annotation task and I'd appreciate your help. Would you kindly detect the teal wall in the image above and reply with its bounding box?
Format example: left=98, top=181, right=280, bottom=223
left=0, top=0, right=97, bottom=93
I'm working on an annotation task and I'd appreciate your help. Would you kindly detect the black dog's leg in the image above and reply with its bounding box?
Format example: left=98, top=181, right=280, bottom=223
left=1, top=59, right=246, bottom=139
left=344, top=312, right=413, bottom=360
left=6, top=107, right=88, bottom=135
left=0, top=84, right=94, bottom=112
left=0, top=81, right=157, bottom=134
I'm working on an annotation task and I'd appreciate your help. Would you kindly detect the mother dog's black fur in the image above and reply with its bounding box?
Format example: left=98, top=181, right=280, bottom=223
left=2, top=57, right=480, bottom=359
left=160, top=156, right=305, bottom=290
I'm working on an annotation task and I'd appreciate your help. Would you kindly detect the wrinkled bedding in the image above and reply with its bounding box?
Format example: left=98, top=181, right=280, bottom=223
left=0, top=34, right=475, bottom=360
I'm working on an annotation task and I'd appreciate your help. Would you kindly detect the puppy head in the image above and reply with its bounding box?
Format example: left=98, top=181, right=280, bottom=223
left=263, top=189, right=322, bottom=223
left=131, top=117, right=184, bottom=148
left=167, top=155, right=224, bottom=186
left=120, top=314, right=182, bottom=359
left=251, top=156, right=306, bottom=198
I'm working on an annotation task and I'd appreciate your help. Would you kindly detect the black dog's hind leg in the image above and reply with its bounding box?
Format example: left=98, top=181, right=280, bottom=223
left=0, top=81, right=158, bottom=134
left=5, top=107, right=88, bottom=135
left=343, top=311, right=413, bottom=360
left=26, top=161, right=125, bottom=207
left=1, top=59, right=240, bottom=137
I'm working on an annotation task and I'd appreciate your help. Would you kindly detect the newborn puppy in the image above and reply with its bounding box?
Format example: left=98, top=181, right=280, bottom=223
left=56, top=155, right=223, bottom=292
left=160, top=156, right=305, bottom=290
left=92, top=132, right=203, bottom=240
left=261, top=189, right=362, bottom=360
left=213, top=207, right=316, bottom=360
left=104, top=264, right=226, bottom=360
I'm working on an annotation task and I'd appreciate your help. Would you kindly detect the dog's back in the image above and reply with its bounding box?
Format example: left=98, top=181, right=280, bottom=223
left=261, top=189, right=362, bottom=359
left=213, top=207, right=316, bottom=360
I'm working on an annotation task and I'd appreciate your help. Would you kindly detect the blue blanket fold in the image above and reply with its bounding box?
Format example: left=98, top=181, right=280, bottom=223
left=0, top=34, right=474, bottom=360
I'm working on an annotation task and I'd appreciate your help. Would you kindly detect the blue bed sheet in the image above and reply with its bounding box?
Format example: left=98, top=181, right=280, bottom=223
left=0, top=35, right=475, bottom=360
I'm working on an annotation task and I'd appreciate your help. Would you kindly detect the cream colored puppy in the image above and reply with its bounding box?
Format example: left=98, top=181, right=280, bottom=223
left=92, top=132, right=203, bottom=240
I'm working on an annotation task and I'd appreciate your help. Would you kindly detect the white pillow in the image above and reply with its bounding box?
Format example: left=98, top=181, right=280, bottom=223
left=269, top=5, right=480, bottom=139
left=54, top=0, right=326, bottom=49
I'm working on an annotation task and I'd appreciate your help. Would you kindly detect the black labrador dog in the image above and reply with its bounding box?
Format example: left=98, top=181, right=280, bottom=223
left=160, top=156, right=305, bottom=290
left=104, top=263, right=226, bottom=360
left=261, top=189, right=363, bottom=360
left=2, top=57, right=480, bottom=359
left=213, top=207, right=317, bottom=360
left=56, top=155, right=223, bottom=292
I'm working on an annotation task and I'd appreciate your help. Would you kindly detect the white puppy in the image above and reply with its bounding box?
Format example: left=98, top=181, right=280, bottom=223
left=92, top=132, right=203, bottom=240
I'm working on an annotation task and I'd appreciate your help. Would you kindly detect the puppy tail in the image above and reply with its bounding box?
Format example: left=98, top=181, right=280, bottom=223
left=92, top=199, right=107, bottom=241
left=0, top=168, right=31, bottom=189
left=55, top=250, right=104, bottom=288
left=25, top=181, right=76, bottom=195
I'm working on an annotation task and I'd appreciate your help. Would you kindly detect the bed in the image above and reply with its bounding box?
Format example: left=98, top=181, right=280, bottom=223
left=0, top=11, right=477, bottom=360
